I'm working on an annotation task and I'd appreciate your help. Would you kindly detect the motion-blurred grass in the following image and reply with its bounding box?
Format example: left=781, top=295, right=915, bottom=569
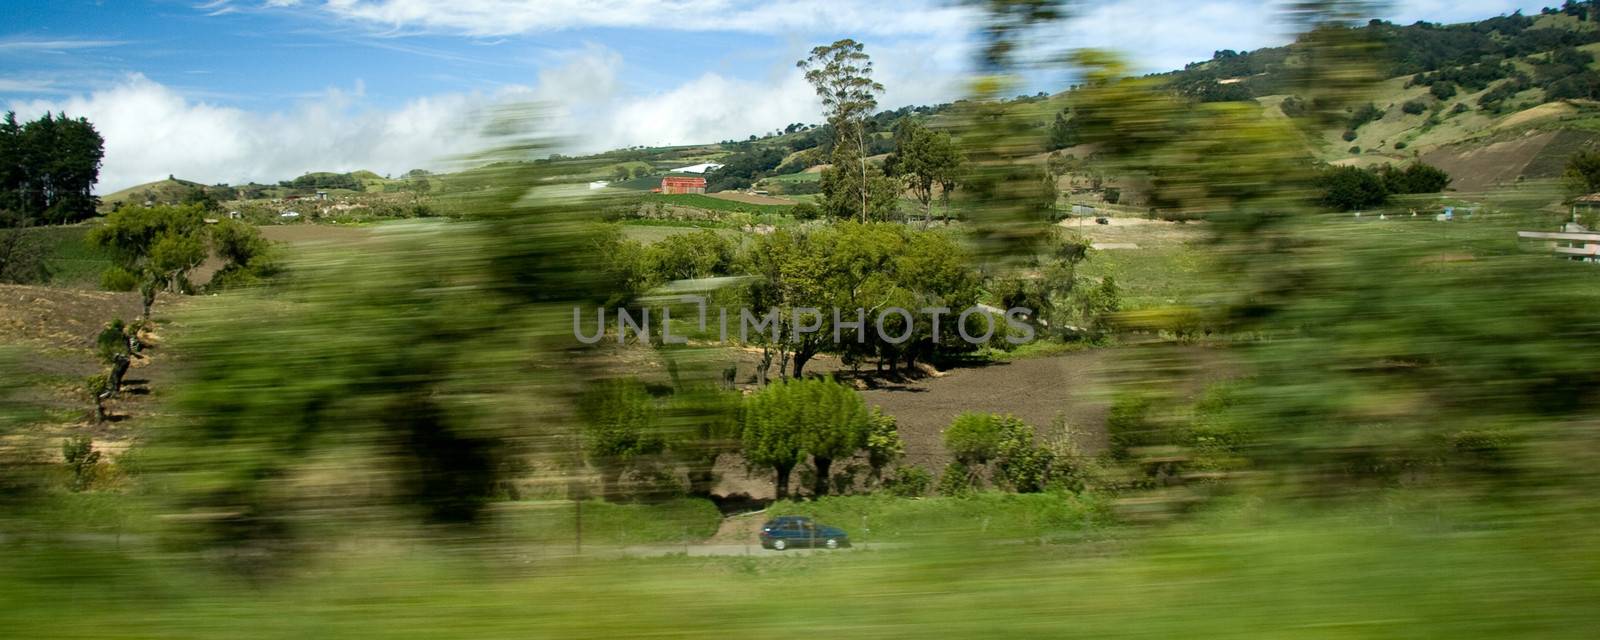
left=3, top=501, right=1597, bottom=638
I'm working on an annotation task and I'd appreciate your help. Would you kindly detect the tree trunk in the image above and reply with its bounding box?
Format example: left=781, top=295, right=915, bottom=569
left=757, top=346, right=773, bottom=386
left=792, top=348, right=813, bottom=379
left=857, top=122, right=868, bottom=222
left=777, top=348, right=791, bottom=381
left=812, top=456, right=833, bottom=497
left=775, top=463, right=794, bottom=500
left=108, top=354, right=130, bottom=394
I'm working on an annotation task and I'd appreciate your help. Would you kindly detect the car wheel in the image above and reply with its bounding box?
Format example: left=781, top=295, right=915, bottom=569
left=772, top=539, right=787, bottom=551
left=825, top=538, right=839, bottom=550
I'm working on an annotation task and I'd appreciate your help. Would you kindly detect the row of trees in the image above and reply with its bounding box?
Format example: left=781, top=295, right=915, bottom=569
left=579, top=376, right=918, bottom=501
left=1317, top=162, right=1452, bottom=211
left=0, top=111, right=104, bottom=227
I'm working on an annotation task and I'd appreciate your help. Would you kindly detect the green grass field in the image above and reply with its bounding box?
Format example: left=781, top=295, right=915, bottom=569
left=5, top=499, right=1598, bottom=637
left=23, top=225, right=114, bottom=288
left=643, top=193, right=795, bottom=215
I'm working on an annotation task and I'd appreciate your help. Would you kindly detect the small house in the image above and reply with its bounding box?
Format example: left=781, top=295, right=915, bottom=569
left=661, top=176, right=707, bottom=195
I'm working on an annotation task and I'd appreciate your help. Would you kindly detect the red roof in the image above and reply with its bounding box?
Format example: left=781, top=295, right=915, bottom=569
left=661, top=176, right=706, bottom=186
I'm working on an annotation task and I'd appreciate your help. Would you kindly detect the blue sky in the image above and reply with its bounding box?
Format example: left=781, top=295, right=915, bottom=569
left=0, top=0, right=1552, bottom=192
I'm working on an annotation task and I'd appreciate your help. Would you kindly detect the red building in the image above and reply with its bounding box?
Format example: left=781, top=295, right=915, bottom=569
left=661, top=176, right=707, bottom=194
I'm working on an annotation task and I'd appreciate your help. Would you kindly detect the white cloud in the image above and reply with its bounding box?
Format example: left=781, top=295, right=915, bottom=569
left=7, top=74, right=502, bottom=193
left=4, top=37, right=969, bottom=194
left=0, top=38, right=129, bottom=53
left=237, top=0, right=973, bottom=37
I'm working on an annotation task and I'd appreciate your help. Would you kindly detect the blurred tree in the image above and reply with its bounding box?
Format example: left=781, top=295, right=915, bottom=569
left=578, top=378, right=664, bottom=500
left=666, top=386, right=742, bottom=497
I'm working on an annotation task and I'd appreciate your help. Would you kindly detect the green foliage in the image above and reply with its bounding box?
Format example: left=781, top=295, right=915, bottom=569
left=99, top=266, right=138, bottom=292
left=83, top=373, right=109, bottom=398
left=740, top=380, right=808, bottom=498
left=800, top=39, right=886, bottom=222
left=579, top=378, right=665, bottom=499
left=664, top=386, right=742, bottom=496
left=0, top=111, right=105, bottom=226
left=943, top=412, right=1008, bottom=466
left=61, top=436, right=100, bottom=492
left=863, top=408, right=904, bottom=478
left=935, top=461, right=977, bottom=496
left=645, top=229, right=736, bottom=283
left=1564, top=149, right=1600, bottom=194
left=1378, top=162, right=1452, bottom=194
left=991, top=417, right=1055, bottom=493
left=739, top=222, right=982, bottom=377
left=277, top=171, right=364, bottom=191
left=705, top=146, right=786, bottom=192
left=884, top=118, right=963, bottom=221
left=94, top=319, right=129, bottom=364
left=881, top=465, right=931, bottom=497
left=1318, top=164, right=1389, bottom=210
left=1047, top=110, right=1079, bottom=149
left=791, top=201, right=822, bottom=220
left=1347, top=102, right=1383, bottom=130
left=1401, top=99, right=1427, bottom=115
left=741, top=378, right=869, bottom=497
left=0, top=226, right=50, bottom=284
left=1107, top=392, right=1159, bottom=459
left=1429, top=80, right=1458, bottom=99
left=88, top=204, right=208, bottom=306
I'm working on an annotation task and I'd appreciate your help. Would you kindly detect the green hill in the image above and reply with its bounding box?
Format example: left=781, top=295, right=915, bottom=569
left=98, top=177, right=222, bottom=211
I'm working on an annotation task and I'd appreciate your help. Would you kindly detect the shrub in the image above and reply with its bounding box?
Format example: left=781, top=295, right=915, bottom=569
left=1318, top=165, right=1389, bottom=211
left=1379, top=162, right=1452, bottom=194
left=864, top=408, right=904, bottom=479
left=99, top=266, right=139, bottom=292
left=0, top=228, right=51, bottom=284
left=944, top=413, right=1008, bottom=466
left=790, top=201, right=822, bottom=221
left=1347, top=102, right=1382, bottom=130
left=882, top=465, right=932, bottom=497
left=1341, top=130, right=1358, bottom=142
left=84, top=373, right=109, bottom=399
left=61, top=436, right=101, bottom=492
left=936, top=461, right=977, bottom=496
left=993, top=420, right=1056, bottom=493
left=1450, top=103, right=1469, bottom=115
left=1348, top=146, right=1361, bottom=154
left=1394, top=141, right=1408, bottom=150
left=1401, top=99, right=1427, bottom=115
left=94, top=320, right=129, bottom=364
left=1430, top=81, right=1458, bottom=100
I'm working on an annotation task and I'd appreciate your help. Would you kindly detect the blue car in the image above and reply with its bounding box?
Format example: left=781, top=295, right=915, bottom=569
left=759, top=516, right=850, bottom=550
